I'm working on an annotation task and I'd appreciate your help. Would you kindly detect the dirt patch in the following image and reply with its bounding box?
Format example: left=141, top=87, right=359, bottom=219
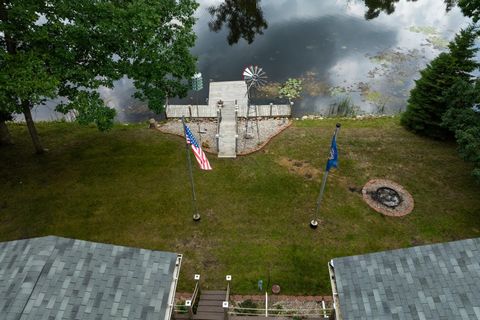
left=277, top=157, right=321, bottom=181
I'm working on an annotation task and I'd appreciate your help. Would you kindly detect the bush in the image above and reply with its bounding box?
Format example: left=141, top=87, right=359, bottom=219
left=235, top=299, right=260, bottom=315
left=328, top=96, right=358, bottom=117
left=279, top=78, right=303, bottom=101
left=401, top=26, right=479, bottom=139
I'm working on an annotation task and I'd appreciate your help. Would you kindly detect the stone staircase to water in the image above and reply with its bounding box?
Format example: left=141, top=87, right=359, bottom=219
left=218, top=103, right=237, bottom=158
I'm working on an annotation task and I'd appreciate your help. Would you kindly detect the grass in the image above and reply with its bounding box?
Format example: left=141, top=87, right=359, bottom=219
left=1, top=117, right=480, bottom=295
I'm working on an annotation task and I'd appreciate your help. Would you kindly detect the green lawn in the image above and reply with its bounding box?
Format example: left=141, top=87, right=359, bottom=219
left=1, top=117, right=479, bottom=295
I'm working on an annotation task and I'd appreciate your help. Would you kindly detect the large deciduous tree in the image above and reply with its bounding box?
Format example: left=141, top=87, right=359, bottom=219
left=400, top=26, right=479, bottom=139
left=0, top=0, right=198, bottom=153
left=208, top=0, right=267, bottom=45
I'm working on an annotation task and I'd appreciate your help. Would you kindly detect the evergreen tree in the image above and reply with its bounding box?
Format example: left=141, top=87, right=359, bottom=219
left=442, top=79, right=480, bottom=183
left=401, top=26, right=479, bottom=139
left=459, top=0, right=480, bottom=22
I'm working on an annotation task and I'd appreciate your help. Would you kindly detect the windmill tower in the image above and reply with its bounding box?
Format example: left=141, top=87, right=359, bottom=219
left=242, top=66, right=267, bottom=139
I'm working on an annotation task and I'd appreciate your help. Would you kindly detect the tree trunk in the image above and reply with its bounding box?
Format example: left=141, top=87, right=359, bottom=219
left=22, top=101, right=45, bottom=154
left=0, top=119, right=13, bottom=145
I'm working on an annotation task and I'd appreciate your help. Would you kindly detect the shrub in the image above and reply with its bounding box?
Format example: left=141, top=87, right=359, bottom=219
left=328, top=96, right=358, bottom=117
left=401, top=26, right=479, bottom=139
left=235, top=299, right=260, bottom=315
left=279, top=78, right=303, bottom=101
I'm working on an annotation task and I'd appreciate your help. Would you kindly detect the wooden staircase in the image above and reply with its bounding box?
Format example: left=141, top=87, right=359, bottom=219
left=174, top=290, right=227, bottom=320
left=194, top=290, right=227, bottom=320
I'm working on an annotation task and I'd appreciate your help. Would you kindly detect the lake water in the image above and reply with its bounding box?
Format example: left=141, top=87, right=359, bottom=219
left=27, top=0, right=470, bottom=122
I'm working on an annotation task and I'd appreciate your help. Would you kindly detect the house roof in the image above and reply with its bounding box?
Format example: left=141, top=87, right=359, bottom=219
left=331, top=238, right=480, bottom=320
left=0, top=236, right=180, bottom=320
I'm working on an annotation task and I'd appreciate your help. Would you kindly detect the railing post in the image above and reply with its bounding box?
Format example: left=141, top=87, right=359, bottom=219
left=270, top=102, right=273, bottom=116
left=185, top=300, right=193, bottom=319
left=265, top=292, right=268, bottom=318
left=222, top=301, right=229, bottom=320
left=223, top=275, right=231, bottom=320
left=185, top=274, right=200, bottom=320
left=235, top=134, right=238, bottom=154
left=235, top=103, right=238, bottom=134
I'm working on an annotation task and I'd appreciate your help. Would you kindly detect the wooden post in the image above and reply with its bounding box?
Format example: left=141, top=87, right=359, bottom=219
left=186, top=300, right=193, bottom=320
left=265, top=292, right=268, bottom=317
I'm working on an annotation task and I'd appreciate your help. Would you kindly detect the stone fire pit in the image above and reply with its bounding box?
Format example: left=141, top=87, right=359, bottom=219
left=362, top=179, right=414, bottom=217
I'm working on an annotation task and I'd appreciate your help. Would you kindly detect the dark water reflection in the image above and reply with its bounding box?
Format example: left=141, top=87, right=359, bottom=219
left=27, top=0, right=470, bottom=122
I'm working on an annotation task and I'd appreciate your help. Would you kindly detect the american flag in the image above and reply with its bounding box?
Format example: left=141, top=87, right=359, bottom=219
left=184, top=123, right=212, bottom=170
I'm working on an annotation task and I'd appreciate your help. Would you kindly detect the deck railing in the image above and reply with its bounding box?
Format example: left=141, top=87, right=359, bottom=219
left=223, top=275, right=232, bottom=320
left=234, top=101, right=239, bottom=154
left=228, top=306, right=333, bottom=318
left=230, top=291, right=332, bottom=319
left=216, top=103, right=222, bottom=152
left=184, top=274, right=201, bottom=319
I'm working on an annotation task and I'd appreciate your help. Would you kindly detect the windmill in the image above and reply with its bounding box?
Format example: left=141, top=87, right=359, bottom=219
left=242, top=66, right=267, bottom=139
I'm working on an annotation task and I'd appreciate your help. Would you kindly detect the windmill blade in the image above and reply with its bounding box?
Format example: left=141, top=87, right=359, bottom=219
left=243, top=68, right=253, bottom=78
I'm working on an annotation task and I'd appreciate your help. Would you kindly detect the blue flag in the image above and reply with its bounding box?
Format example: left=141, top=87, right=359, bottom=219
left=326, top=134, right=338, bottom=171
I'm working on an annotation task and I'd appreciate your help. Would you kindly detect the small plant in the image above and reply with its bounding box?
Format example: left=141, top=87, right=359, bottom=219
left=279, top=78, right=303, bottom=102
left=176, top=300, right=188, bottom=314
left=202, top=140, right=210, bottom=149
left=235, top=299, right=260, bottom=315
left=270, top=304, right=284, bottom=316
left=328, top=96, right=357, bottom=117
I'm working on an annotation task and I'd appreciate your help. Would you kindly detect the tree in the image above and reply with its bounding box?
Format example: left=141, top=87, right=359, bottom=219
left=401, top=26, right=479, bottom=139
left=459, top=0, right=480, bottom=22
left=208, top=0, right=267, bottom=45
left=0, top=0, right=198, bottom=153
left=442, top=79, right=480, bottom=183
left=0, top=111, right=13, bottom=145
left=362, top=0, right=417, bottom=20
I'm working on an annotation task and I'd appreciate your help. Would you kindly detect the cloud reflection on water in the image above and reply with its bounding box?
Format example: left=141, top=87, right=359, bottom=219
left=29, top=0, right=470, bottom=122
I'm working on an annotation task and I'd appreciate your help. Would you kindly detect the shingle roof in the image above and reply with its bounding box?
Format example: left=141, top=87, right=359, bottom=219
left=332, top=238, right=480, bottom=320
left=0, top=236, right=180, bottom=320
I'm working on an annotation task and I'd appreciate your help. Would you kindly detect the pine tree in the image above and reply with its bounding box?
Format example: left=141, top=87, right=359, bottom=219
left=442, top=79, right=480, bottom=183
left=401, top=26, right=479, bottom=139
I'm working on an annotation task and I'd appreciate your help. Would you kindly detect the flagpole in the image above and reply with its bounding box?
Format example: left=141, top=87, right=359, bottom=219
left=310, top=123, right=341, bottom=229
left=182, top=116, right=201, bottom=221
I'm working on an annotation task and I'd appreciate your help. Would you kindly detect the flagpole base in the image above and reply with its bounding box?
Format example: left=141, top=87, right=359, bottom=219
left=193, top=213, right=201, bottom=221
left=310, top=219, right=319, bottom=229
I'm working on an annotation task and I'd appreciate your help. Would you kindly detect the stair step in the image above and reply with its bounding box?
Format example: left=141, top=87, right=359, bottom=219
left=201, top=293, right=226, bottom=300
left=198, top=300, right=223, bottom=307
left=196, top=306, right=224, bottom=313
left=173, top=313, right=190, bottom=320
left=194, top=312, right=225, bottom=320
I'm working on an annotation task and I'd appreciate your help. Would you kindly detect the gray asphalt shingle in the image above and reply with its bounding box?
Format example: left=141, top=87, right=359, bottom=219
left=0, top=236, right=179, bottom=320
left=332, top=238, right=480, bottom=320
